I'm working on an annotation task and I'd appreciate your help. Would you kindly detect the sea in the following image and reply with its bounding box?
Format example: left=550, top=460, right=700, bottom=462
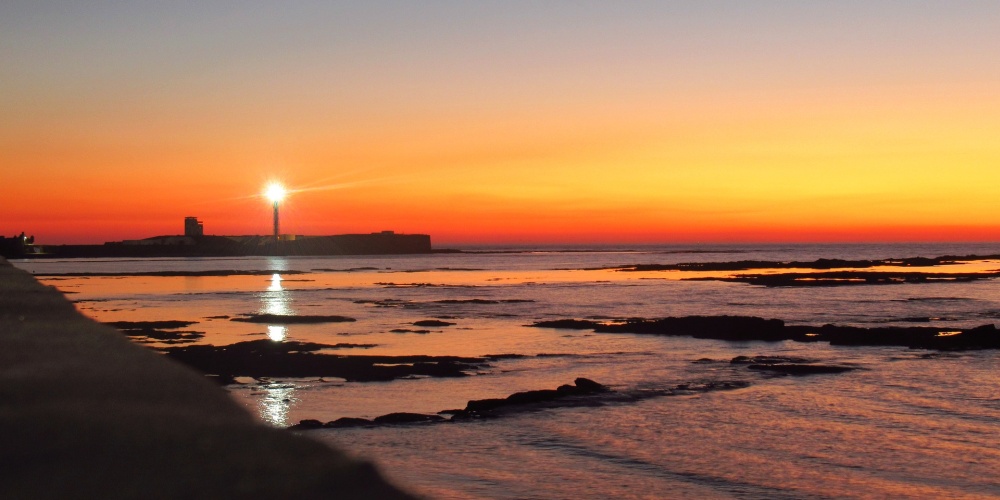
left=12, top=242, right=1000, bottom=499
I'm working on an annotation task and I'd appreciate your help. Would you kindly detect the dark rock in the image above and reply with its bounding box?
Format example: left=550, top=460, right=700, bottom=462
left=505, top=389, right=561, bottom=406
left=612, top=254, right=997, bottom=273
left=288, top=419, right=324, bottom=430
left=464, top=398, right=508, bottom=413
left=595, top=316, right=788, bottom=342
left=531, top=315, right=1000, bottom=351
left=105, top=320, right=198, bottom=329
left=573, top=377, right=606, bottom=392
left=316, top=378, right=750, bottom=429
left=482, top=353, right=529, bottom=360
left=231, top=314, right=356, bottom=324
left=530, top=319, right=603, bottom=330
left=462, top=378, right=608, bottom=416
left=731, top=355, right=811, bottom=364
left=412, top=320, right=455, bottom=327
left=324, top=417, right=373, bottom=428
left=118, top=329, right=206, bottom=342
left=688, top=270, right=1000, bottom=288
left=747, top=364, right=856, bottom=376
left=372, top=413, right=446, bottom=425
left=163, top=340, right=484, bottom=381
left=433, top=299, right=499, bottom=304
left=555, top=384, right=577, bottom=394
left=325, top=343, right=378, bottom=349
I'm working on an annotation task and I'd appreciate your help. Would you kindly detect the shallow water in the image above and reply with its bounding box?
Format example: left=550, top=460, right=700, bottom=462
left=14, top=242, right=1000, bottom=498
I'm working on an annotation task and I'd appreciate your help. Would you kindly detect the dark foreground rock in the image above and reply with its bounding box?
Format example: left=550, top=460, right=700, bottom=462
left=531, top=315, right=1000, bottom=350
left=164, top=339, right=485, bottom=381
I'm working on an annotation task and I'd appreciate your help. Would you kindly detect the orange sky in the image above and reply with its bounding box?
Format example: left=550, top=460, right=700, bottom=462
left=3, top=2, right=999, bottom=245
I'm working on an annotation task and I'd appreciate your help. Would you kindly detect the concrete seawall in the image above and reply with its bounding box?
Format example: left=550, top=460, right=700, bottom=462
left=0, top=257, right=416, bottom=499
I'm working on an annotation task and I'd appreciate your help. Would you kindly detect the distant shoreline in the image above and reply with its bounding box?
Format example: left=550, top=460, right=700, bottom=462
left=1, top=232, right=433, bottom=259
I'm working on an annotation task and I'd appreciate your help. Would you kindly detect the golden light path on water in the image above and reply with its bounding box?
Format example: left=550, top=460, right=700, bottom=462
left=258, top=268, right=292, bottom=426
left=260, top=384, right=294, bottom=428
left=263, top=273, right=289, bottom=342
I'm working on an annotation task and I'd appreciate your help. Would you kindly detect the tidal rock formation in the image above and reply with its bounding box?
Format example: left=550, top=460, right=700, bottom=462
left=373, top=413, right=447, bottom=425
left=532, top=315, right=1000, bottom=350
left=452, top=378, right=609, bottom=419
left=324, top=417, right=374, bottom=428
left=687, top=271, right=1000, bottom=287
left=164, top=340, right=485, bottom=381
left=412, top=319, right=456, bottom=327
left=747, top=364, right=856, bottom=375
left=295, top=377, right=754, bottom=431
left=230, top=314, right=356, bottom=324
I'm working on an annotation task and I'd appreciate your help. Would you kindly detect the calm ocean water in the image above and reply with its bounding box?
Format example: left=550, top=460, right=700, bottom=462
left=14, top=243, right=1000, bottom=499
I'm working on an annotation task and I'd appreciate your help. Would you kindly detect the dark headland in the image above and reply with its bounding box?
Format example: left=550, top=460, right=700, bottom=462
left=1, top=229, right=434, bottom=259
left=0, top=256, right=416, bottom=499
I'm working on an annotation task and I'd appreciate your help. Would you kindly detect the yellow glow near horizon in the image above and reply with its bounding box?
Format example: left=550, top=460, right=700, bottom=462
left=5, top=4, right=1000, bottom=244
left=264, top=183, right=286, bottom=203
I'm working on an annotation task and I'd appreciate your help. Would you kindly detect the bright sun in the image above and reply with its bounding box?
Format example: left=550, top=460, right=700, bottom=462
left=264, top=183, right=286, bottom=203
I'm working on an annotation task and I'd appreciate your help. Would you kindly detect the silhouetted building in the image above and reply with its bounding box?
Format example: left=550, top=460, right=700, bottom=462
left=184, top=217, right=204, bottom=238
left=0, top=232, right=41, bottom=258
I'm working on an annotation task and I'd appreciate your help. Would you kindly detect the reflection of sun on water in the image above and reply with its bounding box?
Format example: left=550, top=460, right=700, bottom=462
left=267, top=273, right=283, bottom=293
left=261, top=273, right=291, bottom=341
left=255, top=267, right=295, bottom=425
left=264, top=274, right=289, bottom=314
left=267, top=325, right=287, bottom=341
left=258, top=384, right=295, bottom=427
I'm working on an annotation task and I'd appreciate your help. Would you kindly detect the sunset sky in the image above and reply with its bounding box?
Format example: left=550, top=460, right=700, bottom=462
left=3, top=1, right=999, bottom=245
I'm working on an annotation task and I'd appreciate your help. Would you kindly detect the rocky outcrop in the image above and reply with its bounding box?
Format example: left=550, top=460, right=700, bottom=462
left=610, top=254, right=1000, bottom=273
left=164, top=339, right=485, bottom=381
left=747, top=364, right=856, bottom=375
left=412, top=319, right=456, bottom=327
left=290, top=377, right=755, bottom=431
left=531, top=315, right=1000, bottom=350
left=373, top=413, right=447, bottom=425
left=230, top=313, right=356, bottom=324
left=687, top=271, right=1000, bottom=287
left=453, top=378, right=609, bottom=418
